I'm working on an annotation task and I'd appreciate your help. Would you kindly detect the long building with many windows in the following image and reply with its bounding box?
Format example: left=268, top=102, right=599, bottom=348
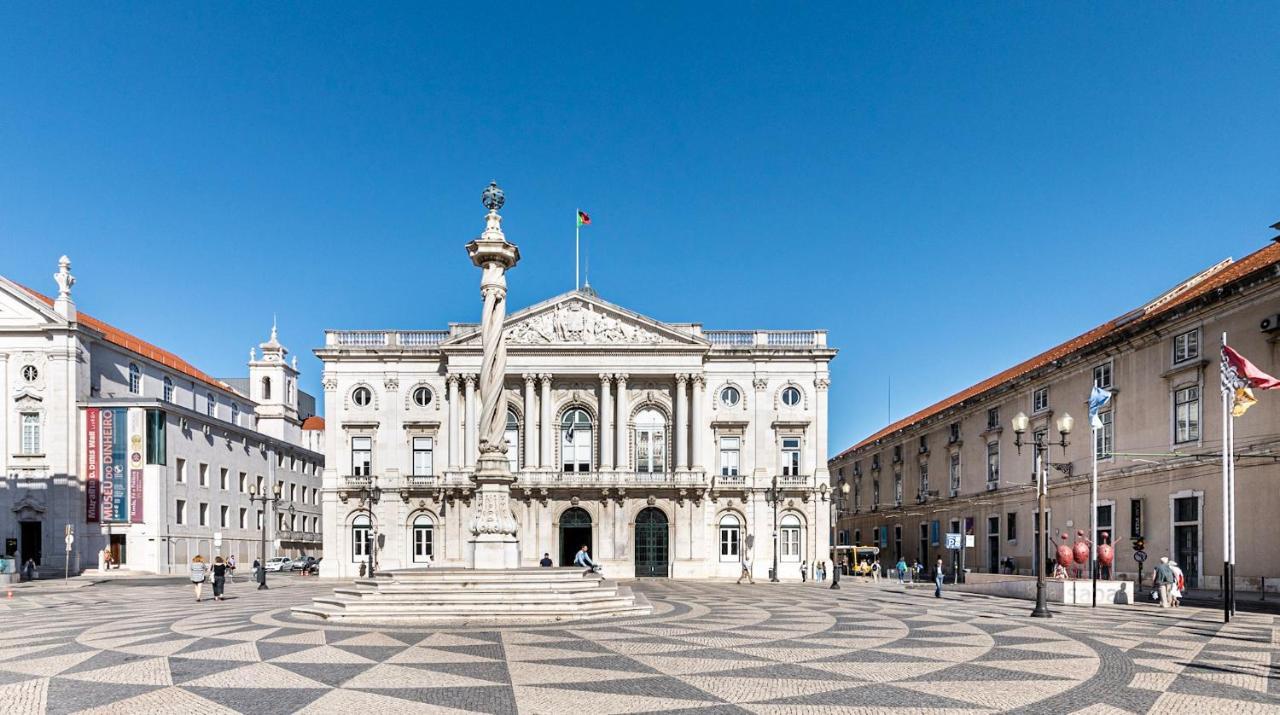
left=830, top=237, right=1280, bottom=592
left=317, top=289, right=835, bottom=580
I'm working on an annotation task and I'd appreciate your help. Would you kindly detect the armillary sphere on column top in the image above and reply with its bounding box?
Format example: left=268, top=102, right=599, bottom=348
left=482, top=180, right=505, bottom=211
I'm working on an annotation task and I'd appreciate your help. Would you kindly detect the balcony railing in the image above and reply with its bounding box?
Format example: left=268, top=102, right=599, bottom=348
left=379, top=471, right=815, bottom=491
left=341, top=475, right=372, bottom=490
left=704, top=330, right=827, bottom=348
left=277, top=530, right=322, bottom=543
left=777, top=474, right=810, bottom=488
left=327, top=330, right=450, bottom=348
left=704, top=331, right=755, bottom=347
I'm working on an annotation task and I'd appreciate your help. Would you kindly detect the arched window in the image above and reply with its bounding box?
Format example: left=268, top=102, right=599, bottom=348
left=781, top=514, right=802, bottom=562
left=163, top=376, right=174, bottom=402
left=128, top=363, right=141, bottom=394
left=412, top=386, right=432, bottom=407
left=261, top=376, right=272, bottom=401
left=231, top=403, right=240, bottom=426
left=634, top=408, right=666, bottom=474
left=352, top=514, right=371, bottom=563
left=206, top=392, right=216, bottom=417
left=352, top=386, right=372, bottom=407
left=718, top=514, right=741, bottom=561
left=412, top=514, right=434, bottom=563
left=505, top=409, right=520, bottom=472
left=287, top=379, right=295, bottom=403
left=561, top=408, right=593, bottom=473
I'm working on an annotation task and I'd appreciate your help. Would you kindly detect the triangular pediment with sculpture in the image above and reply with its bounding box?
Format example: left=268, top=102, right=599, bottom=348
left=444, top=292, right=707, bottom=348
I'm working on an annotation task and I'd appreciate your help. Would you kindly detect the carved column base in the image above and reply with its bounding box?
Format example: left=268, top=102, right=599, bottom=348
left=468, top=454, right=520, bottom=569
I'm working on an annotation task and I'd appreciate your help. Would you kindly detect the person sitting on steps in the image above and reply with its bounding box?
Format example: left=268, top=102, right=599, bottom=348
left=573, top=545, right=599, bottom=574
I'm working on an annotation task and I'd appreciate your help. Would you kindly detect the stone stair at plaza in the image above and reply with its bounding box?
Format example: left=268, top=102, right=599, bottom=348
left=292, top=567, right=652, bottom=624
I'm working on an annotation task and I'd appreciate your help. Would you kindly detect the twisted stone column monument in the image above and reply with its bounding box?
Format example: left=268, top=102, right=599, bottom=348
left=466, top=182, right=521, bottom=568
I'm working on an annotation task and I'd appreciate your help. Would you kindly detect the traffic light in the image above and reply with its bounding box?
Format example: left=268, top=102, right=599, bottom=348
left=1134, top=537, right=1145, bottom=552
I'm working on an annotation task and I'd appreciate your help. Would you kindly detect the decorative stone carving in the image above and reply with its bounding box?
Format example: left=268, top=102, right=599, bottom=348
left=54, top=255, right=75, bottom=298
left=384, top=374, right=399, bottom=391
left=753, top=376, right=769, bottom=391
left=322, top=375, right=338, bottom=391
left=468, top=490, right=518, bottom=536
left=814, top=377, right=830, bottom=391
left=505, top=299, right=666, bottom=345
left=646, top=495, right=656, bottom=506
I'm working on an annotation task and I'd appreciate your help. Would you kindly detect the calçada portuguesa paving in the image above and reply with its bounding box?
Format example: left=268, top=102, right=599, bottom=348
left=0, top=575, right=1277, bottom=714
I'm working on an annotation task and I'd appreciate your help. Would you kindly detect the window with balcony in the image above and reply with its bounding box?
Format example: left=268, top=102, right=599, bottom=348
left=634, top=408, right=667, bottom=474
left=505, top=409, right=520, bottom=471
left=872, top=480, right=880, bottom=507
left=781, top=438, right=801, bottom=476
left=719, top=437, right=740, bottom=476
left=918, top=461, right=929, bottom=498
left=412, top=437, right=434, bottom=476
left=949, top=453, right=961, bottom=496
left=351, top=436, right=372, bottom=476
left=561, top=408, right=593, bottom=472
left=893, top=472, right=902, bottom=505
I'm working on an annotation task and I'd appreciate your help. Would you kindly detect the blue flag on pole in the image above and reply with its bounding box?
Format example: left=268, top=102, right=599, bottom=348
left=1088, top=386, right=1112, bottom=429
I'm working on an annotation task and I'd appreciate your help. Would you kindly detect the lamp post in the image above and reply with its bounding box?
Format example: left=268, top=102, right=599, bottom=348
left=1011, top=410, right=1073, bottom=618
left=248, top=482, right=282, bottom=590
left=767, top=475, right=781, bottom=583
left=357, top=482, right=382, bottom=578
left=831, top=477, right=850, bottom=590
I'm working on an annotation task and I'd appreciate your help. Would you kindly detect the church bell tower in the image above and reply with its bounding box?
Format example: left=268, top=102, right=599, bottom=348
left=248, top=321, right=300, bottom=442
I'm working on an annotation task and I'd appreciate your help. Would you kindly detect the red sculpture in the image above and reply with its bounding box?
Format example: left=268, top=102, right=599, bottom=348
left=1056, top=533, right=1074, bottom=567
left=1097, top=543, right=1114, bottom=566
left=1072, top=540, right=1090, bottom=564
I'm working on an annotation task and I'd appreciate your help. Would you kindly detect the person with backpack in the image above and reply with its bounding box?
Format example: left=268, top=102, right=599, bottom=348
left=1153, top=556, right=1175, bottom=608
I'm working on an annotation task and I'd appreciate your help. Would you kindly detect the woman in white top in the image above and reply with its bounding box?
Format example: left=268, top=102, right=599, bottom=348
left=190, top=555, right=208, bottom=602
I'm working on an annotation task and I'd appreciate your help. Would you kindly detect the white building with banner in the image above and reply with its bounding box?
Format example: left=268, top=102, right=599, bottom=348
left=317, top=289, right=836, bottom=580
left=0, top=257, right=324, bottom=576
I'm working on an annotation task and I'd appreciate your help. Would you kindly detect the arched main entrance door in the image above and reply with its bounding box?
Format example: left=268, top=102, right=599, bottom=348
left=635, top=507, right=669, bottom=577
left=559, top=507, right=592, bottom=566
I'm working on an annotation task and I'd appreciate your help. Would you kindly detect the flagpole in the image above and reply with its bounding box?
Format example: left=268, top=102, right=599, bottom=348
left=1091, top=423, right=1098, bottom=608
left=1221, top=331, right=1231, bottom=623
left=575, top=209, right=580, bottom=290
left=1228, top=391, right=1237, bottom=616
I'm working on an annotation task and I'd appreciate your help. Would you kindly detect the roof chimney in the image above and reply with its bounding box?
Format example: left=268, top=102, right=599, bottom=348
left=53, top=255, right=76, bottom=320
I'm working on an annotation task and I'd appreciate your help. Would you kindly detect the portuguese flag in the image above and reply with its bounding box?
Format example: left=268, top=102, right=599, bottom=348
left=577, top=210, right=591, bottom=227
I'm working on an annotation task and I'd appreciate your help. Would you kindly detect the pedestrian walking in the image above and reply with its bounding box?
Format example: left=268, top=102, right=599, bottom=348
left=253, top=558, right=266, bottom=589
left=1153, top=556, right=1175, bottom=608
left=896, top=557, right=908, bottom=583
left=190, top=555, right=208, bottom=602
left=817, top=561, right=826, bottom=582
left=1169, top=561, right=1185, bottom=608
left=737, top=546, right=754, bottom=584
left=871, top=560, right=881, bottom=583
left=539, top=553, right=553, bottom=567
left=228, top=554, right=237, bottom=582
left=22, top=557, right=36, bottom=582
left=211, top=556, right=227, bottom=601
left=934, top=557, right=945, bottom=598
left=801, top=560, right=808, bottom=582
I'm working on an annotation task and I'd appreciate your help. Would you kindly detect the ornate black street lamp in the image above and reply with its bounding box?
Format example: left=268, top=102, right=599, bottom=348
left=357, top=481, right=382, bottom=579
left=831, top=477, right=850, bottom=590
left=248, top=482, right=282, bottom=590
left=1011, top=410, right=1073, bottom=618
left=767, top=475, right=782, bottom=583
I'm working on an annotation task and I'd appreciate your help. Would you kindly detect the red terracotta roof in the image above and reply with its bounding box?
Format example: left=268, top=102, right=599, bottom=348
left=301, top=416, right=326, bottom=431
left=18, top=285, right=229, bottom=393
left=835, top=241, right=1280, bottom=460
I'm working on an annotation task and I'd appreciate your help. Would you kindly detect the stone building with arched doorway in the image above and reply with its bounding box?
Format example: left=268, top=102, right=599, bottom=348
left=318, top=290, right=835, bottom=580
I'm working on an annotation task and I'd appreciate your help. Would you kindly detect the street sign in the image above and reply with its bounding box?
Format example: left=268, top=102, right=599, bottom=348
left=1133, top=550, right=1147, bottom=563
left=944, top=533, right=962, bottom=550
left=964, top=535, right=975, bottom=548
left=64, top=534, right=74, bottom=548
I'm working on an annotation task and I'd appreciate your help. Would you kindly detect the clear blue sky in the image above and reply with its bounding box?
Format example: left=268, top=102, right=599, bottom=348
left=2, top=4, right=1278, bottom=455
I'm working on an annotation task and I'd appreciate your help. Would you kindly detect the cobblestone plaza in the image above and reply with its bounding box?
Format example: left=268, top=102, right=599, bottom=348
left=1, top=578, right=1277, bottom=714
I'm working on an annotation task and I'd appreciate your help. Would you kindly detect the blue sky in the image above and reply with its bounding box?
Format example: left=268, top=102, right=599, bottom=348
left=2, top=4, right=1278, bottom=455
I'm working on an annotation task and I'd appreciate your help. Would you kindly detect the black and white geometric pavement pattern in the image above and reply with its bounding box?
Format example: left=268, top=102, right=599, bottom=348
left=1, top=578, right=1278, bottom=713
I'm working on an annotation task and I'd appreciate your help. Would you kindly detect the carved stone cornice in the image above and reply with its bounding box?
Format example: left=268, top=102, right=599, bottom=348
left=322, top=376, right=339, bottom=392
left=522, top=373, right=537, bottom=385
left=814, top=377, right=830, bottom=391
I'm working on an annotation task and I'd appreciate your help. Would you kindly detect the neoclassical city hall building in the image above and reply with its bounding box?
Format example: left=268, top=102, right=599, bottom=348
left=318, top=290, right=836, bottom=580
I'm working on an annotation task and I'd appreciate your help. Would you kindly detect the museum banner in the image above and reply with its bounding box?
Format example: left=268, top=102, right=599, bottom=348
left=85, top=408, right=99, bottom=522
left=96, top=407, right=130, bottom=522
left=127, top=408, right=145, bottom=523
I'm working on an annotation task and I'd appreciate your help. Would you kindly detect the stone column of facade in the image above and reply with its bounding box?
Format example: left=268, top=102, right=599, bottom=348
left=319, top=373, right=341, bottom=578
left=814, top=376, right=830, bottom=481
left=599, top=374, right=613, bottom=471
left=752, top=376, right=770, bottom=477
left=464, top=374, right=477, bottom=469
left=0, top=353, right=7, bottom=477
left=675, top=374, right=689, bottom=471
left=690, top=374, right=705, bottom=471
left=522, top=374, right=538, bottom=471
left=446, top=374, right=460, bottom=470
left=614, top=374, right=629, bottom=472
left=539, top=374, right=553, bottom=470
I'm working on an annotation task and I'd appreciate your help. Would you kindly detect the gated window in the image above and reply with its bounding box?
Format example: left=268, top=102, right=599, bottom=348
left=718, top=514, right=741, bottom=561
left=412, top=514, right=434, bottom=562
left=780, top=514, right=801, bottom=562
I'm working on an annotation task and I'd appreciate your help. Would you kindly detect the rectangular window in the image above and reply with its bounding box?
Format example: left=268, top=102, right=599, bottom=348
left=198, top=463, right=208, bottom=487
left=1096, top=504, right=1113, bottom=543
left=289, top=484, right=297, bottom=502
left=719, top=437, right=740, bottom=476
left=948, top=453, right=961, bottom=496
left=1032, top=387, right=1049, bottom=413
left=412, top=437, right=434, bottom=476
left=1006, top=512, right=1017, bottom=541
left=219, top=468, right=228, bottom=490
left=301, top=486, right=308, bottom=504
left=1173, top=329, right=1200, bottom=364
left=239, top=507, right=248, bottom=529
left=719, top=523, right=740, bottom=559
left=781, top=438, right=801, bottom=476
left=239, top=472, right=247, bottom=493
left=219, top=505, right=229, bottom=528
left=930, top=520, right=940, bottom=546
left=1094, top=410, right=1113, bottom=459
left=351, top=436, right=372, bottom=476
left=1093, top=361, right=1113, bottom=389
left=1174, top=385, right=1200, bottom=444
left=893, top=473, right=902, bottom=505
left=986, top=407, right=1000, bottom=430
left=919, top=434, right=928, bottom=452
left=175, top=499, right=186, bottom=525
left=948, top=423, right=960, bottom=443
left=145, top=409, right=166, bottom=465
left=257, top=510, right=263, bottom=529
left=176, top=458, right=186, bottom=484
left=872, top=480, right=880, bottom=507
left=20, top=413, right=40, bottom=454
left=892, top=444, right=902, bottom=463
left=781, top=526, right=800, bottom=560
left=918, top=462, right=929, bottom=498
left=986, top=442, right=999, bottom=486
left=199, top=503, right=208, bottom=526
